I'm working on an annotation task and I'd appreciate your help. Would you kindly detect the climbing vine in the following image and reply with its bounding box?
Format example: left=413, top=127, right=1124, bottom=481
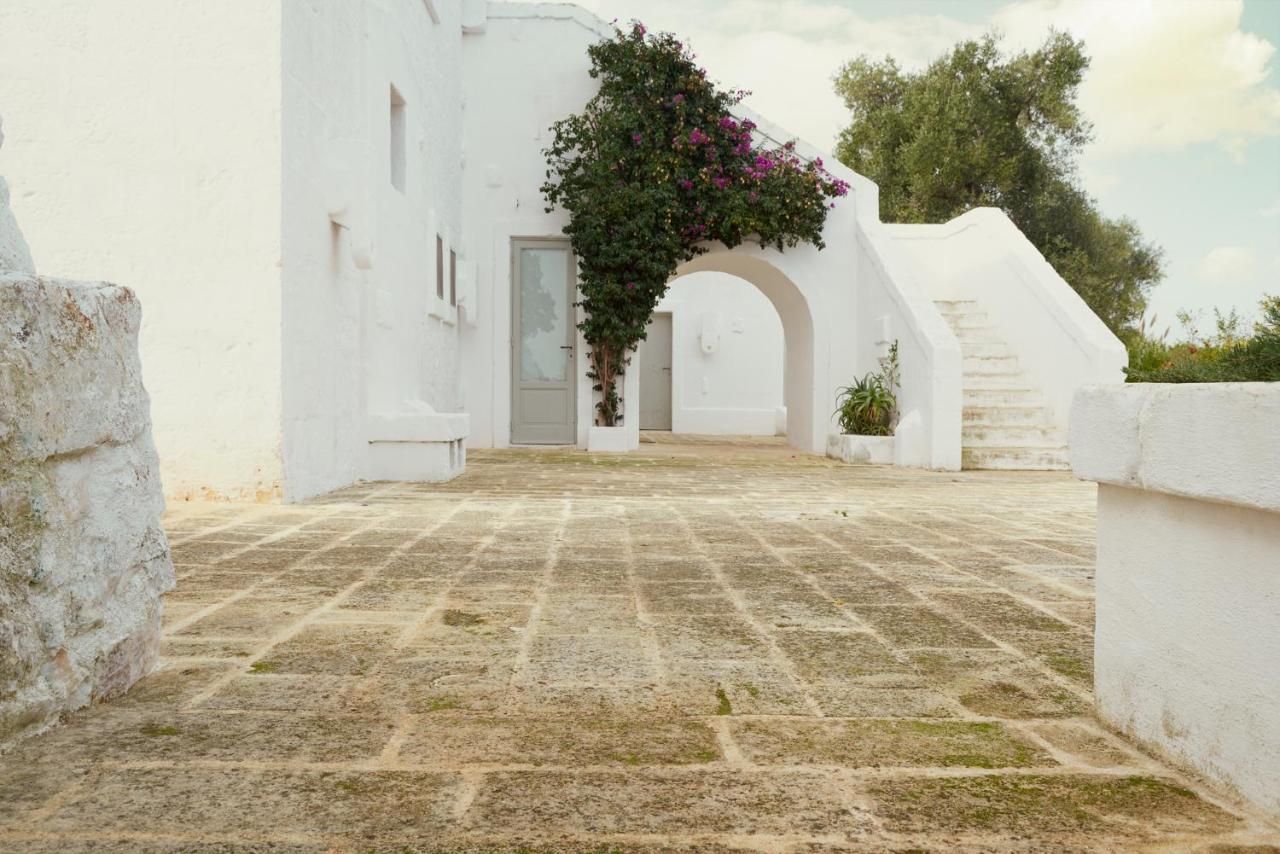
left=542, top=22, right=849, bottom=426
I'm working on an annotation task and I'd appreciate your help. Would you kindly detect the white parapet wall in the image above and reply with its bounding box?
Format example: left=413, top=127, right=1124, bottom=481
left=1069, top=383, right=1280, bottom=817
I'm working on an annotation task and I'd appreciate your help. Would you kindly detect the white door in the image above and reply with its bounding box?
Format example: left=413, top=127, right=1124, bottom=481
left=511, top=239, right=576, bottom=444
left=638, top=313, right=672, bottom=430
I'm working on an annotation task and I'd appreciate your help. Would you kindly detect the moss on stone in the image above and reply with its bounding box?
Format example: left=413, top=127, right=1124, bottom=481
left=713, top=687, right=732, bottom=716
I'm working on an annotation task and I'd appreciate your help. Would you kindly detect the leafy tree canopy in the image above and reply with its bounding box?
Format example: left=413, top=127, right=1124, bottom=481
left=833, top=32, right=1162, bottom=334
left=543, top=22, right=848, bottom=425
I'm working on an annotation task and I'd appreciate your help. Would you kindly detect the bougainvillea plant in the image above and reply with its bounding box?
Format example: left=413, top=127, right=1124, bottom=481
left=542, top=22, right=849, bottom=426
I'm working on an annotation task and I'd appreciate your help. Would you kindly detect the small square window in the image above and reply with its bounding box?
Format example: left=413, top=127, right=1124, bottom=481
left=449, top=249, right=457, bottom=306
left=436, top=234, right=444, bottom=300
left=390, top=85, right=406, bottom=192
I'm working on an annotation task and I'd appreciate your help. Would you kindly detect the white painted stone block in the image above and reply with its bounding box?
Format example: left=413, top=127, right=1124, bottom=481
left=366, top=406, right=469, bottom=483
left=367, top=439, right=466, bottom=483
left=826, top=434, right=895, bottom=465
left=588, top=426, right=630, bottom=452
left=1071, top=383, right=1280, bottom=818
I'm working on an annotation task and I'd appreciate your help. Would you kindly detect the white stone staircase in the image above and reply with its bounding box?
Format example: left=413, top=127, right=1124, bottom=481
left=935, top=299, right=1069, bottom=470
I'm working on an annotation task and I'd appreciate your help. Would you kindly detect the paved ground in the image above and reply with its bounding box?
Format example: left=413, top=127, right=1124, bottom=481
left=2, top=437, right=1278, bottom=851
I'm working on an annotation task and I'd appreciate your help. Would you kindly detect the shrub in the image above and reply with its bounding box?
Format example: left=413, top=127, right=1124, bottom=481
left=542, top=22, right=849, bottom=425
left=1125, top=295, right=1280, bottom=383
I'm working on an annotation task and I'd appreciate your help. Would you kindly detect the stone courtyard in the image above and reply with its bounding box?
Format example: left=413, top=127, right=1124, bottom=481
left=1, top=437, right=1276, bottom=851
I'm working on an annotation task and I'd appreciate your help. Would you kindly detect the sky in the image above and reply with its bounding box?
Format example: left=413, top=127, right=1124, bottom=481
left=562, top=0, right=1280, bottom=333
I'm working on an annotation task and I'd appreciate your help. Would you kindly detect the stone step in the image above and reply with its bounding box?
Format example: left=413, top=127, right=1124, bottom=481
left=962, top=424, right=1065, bottom=448
left=962, top=446, right=1070, bottom=470
left=963, top=405, right=1052, bottom=426
left=963, top=387, right=1044, bottom=406
left=952, top=326, right=1005, bottom=344
left=958, top=341, right=1014, bottom=359
left=944, top=314, right=994, bottom=330
left=963, top=353, right=1018, bottom=367
left=963, top=357, right=1021, bottom=377
left=939, top=297, right=1068, bottom=471
left=963, top=377, right=1039, bottom=390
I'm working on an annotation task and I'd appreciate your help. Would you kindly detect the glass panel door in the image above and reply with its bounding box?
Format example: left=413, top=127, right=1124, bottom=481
left=511, top=240, right=576, bottom=444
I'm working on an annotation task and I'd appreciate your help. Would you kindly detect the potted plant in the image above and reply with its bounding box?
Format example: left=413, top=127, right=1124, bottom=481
left=828, top=342, right=899, bottom=464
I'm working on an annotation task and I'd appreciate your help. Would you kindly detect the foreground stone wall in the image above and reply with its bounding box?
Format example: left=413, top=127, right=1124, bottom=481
left=1, top=133, right=174, bottom=750
left=1070, top=383, right=1280, bottom=818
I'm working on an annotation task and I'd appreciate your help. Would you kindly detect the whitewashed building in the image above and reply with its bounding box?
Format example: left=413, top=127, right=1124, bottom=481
left=0, top=0, right=1125, bottom=502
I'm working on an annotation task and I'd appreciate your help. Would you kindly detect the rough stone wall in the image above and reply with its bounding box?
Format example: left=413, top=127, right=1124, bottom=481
left=1, top=127, right=174, bottom=750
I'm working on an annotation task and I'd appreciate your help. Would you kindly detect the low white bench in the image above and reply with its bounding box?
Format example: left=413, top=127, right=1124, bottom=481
left=367, top=407, right=469, bottom=483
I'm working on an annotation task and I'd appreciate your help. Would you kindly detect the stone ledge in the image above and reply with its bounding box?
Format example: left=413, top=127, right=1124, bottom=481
left=1069, top=383, right=1280, bottom=514
left=366, top=410, right=469, bottom=444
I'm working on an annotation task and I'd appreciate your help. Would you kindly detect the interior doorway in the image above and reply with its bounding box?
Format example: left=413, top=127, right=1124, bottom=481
left=638, top=313, right=673, bottom=430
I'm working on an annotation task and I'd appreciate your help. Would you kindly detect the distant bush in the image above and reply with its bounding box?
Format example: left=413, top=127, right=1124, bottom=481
left=1125, top=295, right=1280, bottom=383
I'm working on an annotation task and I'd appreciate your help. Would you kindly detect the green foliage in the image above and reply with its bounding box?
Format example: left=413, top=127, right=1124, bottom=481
left=542, top=22, right=848, bottom=425
left=833, top=32, right=1163, bottom=334
left=835, top=341, right=900, bottom=436
left=1121, top=313, right=1173, bottom=375
left=1124, top=294, right=1280, bottom=382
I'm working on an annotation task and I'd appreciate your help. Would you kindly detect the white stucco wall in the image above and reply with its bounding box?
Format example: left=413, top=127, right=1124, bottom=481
left=853, top=205, right=963, bottom=470
left=0, top=0, right=285, bottom=501
left=460, top=3, right=604, bottom=448
left=1070, top=383, right=1280, bottom=817
left=653, top=273, right=785, bottom=435
left=1, top=0, right=467, bottom=502
left=281, top=0, right=465, bottom=500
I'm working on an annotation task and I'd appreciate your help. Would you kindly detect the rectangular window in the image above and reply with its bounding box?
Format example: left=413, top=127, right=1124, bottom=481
left=449, top=249, right=457, bottom=306
left=389, top=85, right=406, bottom=192
left=436, top=234, right=444, bottom=300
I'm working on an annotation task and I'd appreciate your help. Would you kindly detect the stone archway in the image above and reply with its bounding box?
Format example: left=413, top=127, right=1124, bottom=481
left=672, top=248, right=828, bottom=454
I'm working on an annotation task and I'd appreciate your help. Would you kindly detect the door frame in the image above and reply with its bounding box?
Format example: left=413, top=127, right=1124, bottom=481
left=509, top=237, right=577, bottom=444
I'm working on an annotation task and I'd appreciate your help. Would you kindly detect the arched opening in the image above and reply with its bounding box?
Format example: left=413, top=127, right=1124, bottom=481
left=635, top=251, right=819, bottom=452
left=637, top=271, right=786, bottom=437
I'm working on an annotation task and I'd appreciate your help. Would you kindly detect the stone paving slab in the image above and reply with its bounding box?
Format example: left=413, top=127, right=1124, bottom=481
left=1, top=439, right=1278, bottom=851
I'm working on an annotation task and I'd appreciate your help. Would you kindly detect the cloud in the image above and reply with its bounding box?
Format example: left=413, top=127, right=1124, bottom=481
left=992, top=0, right=1280, bottom=158
left=1194, top=245, right=1259, bottom=284
left=564, top=0, right=1280, bottom=162
left=564, top=0, right=980, bottom=148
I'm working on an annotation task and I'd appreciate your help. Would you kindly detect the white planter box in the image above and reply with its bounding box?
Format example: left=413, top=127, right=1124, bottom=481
left=587, top=425, right=630, bottom=453
left=826, top=433, right=894, bottom=464
left=1070, top=383, right=1280, bottom=818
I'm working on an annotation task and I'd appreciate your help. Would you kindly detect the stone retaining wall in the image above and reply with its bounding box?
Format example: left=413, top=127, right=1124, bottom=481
left=1, top=122, right=174, bottom=750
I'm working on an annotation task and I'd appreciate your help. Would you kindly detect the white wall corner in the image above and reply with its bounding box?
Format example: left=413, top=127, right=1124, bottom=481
left=462, top=0, right=487, bottom=33
left=457, top=257, right=479, bottom=326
